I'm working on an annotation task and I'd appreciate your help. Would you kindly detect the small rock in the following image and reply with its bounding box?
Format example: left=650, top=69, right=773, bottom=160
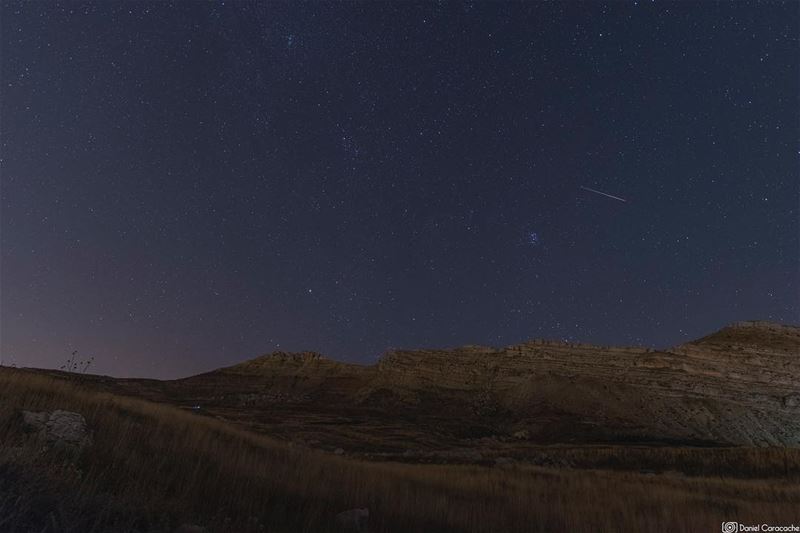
left=783, top=394, right=800, bottom=408
left=335, top=508, right=368, bottom=532
left=334, top=448, right=344, bottom=455
left=512, top=429, right=529, bottom=440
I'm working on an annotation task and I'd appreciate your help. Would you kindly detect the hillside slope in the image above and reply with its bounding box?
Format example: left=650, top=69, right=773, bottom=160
left=147, top=321, right=800, bottom=449
left=4, top=369, right=800, bottom=533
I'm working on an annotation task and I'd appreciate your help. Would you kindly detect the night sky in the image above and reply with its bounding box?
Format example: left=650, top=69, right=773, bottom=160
left=2, top=2, right=798, bottom=378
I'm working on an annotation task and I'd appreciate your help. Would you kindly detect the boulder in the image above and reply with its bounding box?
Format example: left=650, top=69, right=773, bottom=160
left=20, top=410, right=91, bottom=452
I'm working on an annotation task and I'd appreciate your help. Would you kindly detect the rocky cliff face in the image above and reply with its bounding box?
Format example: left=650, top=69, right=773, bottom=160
left=184, top=321, right=799, bottom=447
left=366, top=321, right=799, bottom=445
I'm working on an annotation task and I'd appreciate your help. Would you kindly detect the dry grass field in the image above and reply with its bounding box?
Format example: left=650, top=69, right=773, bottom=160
left=2, top=368, right=799, bottom=533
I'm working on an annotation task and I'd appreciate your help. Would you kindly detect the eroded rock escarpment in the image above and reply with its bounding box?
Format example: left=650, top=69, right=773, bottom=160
left=367, top=321, right=800, bottom=446
left=188, top=321, right=799, bottom=447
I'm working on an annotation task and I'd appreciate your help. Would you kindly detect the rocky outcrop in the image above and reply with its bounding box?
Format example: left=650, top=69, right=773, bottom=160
left=176, top=321, right=799, bottom=447
left=366, top=322, right=799, bottom=446
left=227, top=351, right=353, bottom=376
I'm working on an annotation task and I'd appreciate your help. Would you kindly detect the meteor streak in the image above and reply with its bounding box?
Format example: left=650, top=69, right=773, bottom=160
left=580, top=186, right=627, bottom=203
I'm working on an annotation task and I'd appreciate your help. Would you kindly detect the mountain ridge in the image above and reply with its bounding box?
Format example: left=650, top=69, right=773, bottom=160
left=228, top=320, right=798, bottom=372
left=170, top=320, right=798, bottom=448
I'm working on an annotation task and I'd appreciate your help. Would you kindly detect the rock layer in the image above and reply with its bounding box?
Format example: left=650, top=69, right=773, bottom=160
left=365, top=322, right=800, bottom=445
left=153, top=321, right=800, bottom=447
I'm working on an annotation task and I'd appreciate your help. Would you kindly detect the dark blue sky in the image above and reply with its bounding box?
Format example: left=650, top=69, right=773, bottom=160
left=2, top=2, right=797, bottom=378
